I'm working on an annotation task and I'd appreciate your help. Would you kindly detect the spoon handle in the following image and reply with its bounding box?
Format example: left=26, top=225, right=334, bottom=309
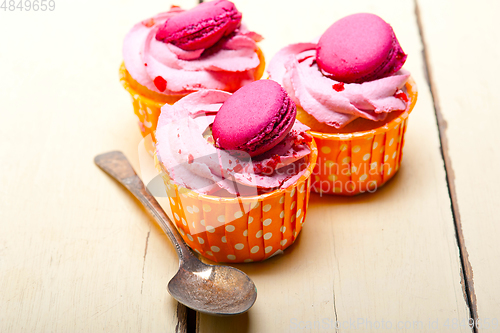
left=94, top=151, right=192, bottom=263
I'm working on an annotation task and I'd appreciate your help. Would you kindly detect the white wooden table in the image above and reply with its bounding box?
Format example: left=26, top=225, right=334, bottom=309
left=1, top=0, right=499, bottom=332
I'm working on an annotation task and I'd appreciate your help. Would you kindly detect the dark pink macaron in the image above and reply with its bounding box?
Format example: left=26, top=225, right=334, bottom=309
left=212, top=80, right=297, bottom=158
left=316, top=13, right=407, bottom=83
left=155, top=0, right=242, bottom=51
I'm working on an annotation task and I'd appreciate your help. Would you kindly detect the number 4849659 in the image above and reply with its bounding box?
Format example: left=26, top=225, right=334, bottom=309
left=1, top=0, right=55, bottom=11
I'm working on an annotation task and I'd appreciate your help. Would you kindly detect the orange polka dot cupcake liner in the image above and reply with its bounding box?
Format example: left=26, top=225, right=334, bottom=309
left=119, top=63, right=185, bottom=143
left=310, top=77, right=418, bottom=196
left=154, top=141, right=318, bottom=263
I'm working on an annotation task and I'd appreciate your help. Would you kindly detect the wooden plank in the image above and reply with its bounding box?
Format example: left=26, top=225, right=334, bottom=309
left=198, top=0, right=472, bottom=332
left=0, top=0, right=198, bottom=332
left=417, top=0, right=500, bottom=331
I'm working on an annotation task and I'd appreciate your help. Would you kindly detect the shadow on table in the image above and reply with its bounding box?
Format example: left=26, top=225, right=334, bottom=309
left=196, top=167, right=425, bottom=331
left=230, top=168, right=406, bottom=273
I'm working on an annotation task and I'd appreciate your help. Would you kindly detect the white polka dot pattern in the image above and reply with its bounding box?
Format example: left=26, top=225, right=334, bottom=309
left=310, top=78, right=416, bottom=196
left=155, top=137, right=319, bottom=263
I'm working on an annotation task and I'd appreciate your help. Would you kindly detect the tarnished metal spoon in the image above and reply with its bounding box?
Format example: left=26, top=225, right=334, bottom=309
left=95, top=151, right=257, bottom=315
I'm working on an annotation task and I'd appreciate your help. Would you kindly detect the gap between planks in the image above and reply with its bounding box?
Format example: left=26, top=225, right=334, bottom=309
left=175, top=302, right=189, bottom=333
left=187, top=307, right=198, bottom=333
left=414, top=0, right=478, bottom=331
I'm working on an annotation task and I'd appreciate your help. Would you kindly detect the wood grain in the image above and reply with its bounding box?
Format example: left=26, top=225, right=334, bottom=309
left=417, top=0, right=500, bottom=331
left=198, top=0, right=472, bottom=332
left=2, top=0, right=494, bottom=332
left=0, top=1, right=197, bottom=331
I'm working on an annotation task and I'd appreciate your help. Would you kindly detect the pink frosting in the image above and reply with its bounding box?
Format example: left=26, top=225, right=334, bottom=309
left=123, top=7, right=263, bottom=95
left=268, top=43, right=410, bottom=129
left=156, top=90, right=313, bottom=196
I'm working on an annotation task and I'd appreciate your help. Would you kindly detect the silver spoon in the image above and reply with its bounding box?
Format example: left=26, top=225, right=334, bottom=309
left=95, top=151, right=257, bottom=315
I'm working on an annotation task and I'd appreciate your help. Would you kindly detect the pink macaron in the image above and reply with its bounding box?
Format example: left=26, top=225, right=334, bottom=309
left=316, top=13, right=407, bottom=83
left=155, top=0, right=242, bottom=51
left=212, top=80, right=297, bottom=157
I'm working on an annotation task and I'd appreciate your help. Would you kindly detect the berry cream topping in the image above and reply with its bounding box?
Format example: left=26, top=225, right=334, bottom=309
left=123, top=2, right=263, bottom=95
left=156, top=90, right=313, bottom=196
left=268, top=43, right=410, bottom=129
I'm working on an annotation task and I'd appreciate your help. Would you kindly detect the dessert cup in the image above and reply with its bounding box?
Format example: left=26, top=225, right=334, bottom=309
left=153, top=80, right=317, bottom=263
left=155, top=140, right=317, bottom=263
left=120, top=2, right=265, bottom=143
left=268, top=13, right=417, bottom=196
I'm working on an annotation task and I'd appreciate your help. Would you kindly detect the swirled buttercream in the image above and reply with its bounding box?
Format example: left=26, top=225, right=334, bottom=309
left=268, top=43, right=410, bottom=129
left=123, top=6, right=263, bottom=95
left=156, top=90, right=313, bottom=196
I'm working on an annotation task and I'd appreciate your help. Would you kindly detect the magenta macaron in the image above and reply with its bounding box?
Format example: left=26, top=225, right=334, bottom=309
left=155, top=0, right=242, bottom=51
left=212, top=80, right=297, bottom=157
left=316, top=13, right=407, bottom=83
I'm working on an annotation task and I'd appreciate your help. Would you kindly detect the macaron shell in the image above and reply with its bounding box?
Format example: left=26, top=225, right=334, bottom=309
left=212, top=80, right=296, bottom=157
left=316, top=13, right=407, bottom=83
left=155, top=0, right=242, bottom=51
left=241, top=95, right=296, bottom=157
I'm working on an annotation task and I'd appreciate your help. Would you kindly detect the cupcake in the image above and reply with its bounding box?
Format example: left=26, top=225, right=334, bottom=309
left=120, top=0, right=265, bottom=142
left=155, top=80, right=317, bottom=263
left=268, top=13, right=418, bottom=195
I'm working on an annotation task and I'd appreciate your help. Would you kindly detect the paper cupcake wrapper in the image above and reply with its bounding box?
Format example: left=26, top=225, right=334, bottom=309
left=119, top=63, right=185, bottom=143
left=154, top=141, right=318, bottom=263
left=310, top=77, right=418, bottom=196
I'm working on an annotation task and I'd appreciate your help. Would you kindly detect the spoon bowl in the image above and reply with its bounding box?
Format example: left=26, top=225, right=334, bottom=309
left=169, top=263, right=257, bottom=315
left=95, top=151, right=257, bottom=315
